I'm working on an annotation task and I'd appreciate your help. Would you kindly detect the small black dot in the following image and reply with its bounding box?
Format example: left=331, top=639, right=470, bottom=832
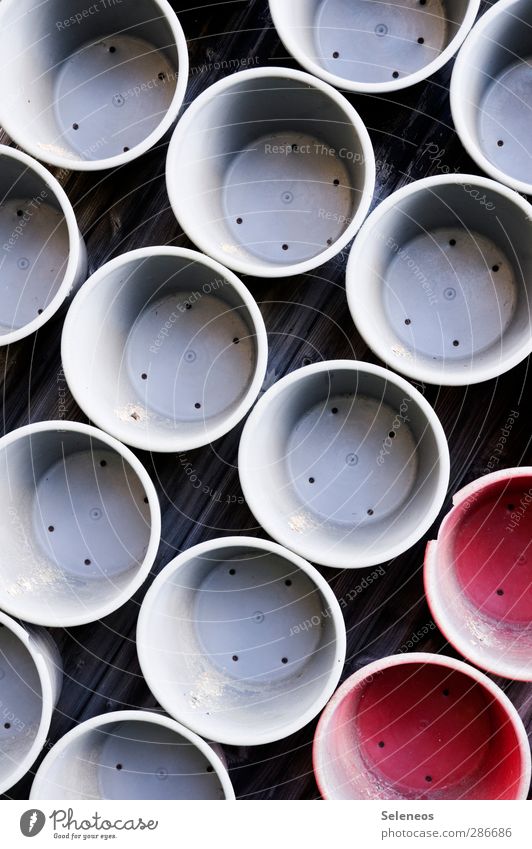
left=405, top=318, right=411, bottom=325
left=109, top=46, right=116, bottom=53
left=389, top=431, right=395, bottom=439
left=206, top=765, right=214, bottom=773
left=116, top=763, right=122, bottom=770
left=4, top=723, right=11, bottom=729
left=141, top=373, right=147, bottom=380
left=281, top=657, right=288, bottom=664
left=419, top=0, right=426, bottom=5
left=332, top=51, right=340, bottom=59
left=143, top=496, right=149, bottom=504
left=452, top=339, right=459, bottom=347
left=449, top=238, right=456, bottom=246
left=309, top=477, right=315, bottom=484
left=84, top=559, right=91, bottom=566
left=195, top=402, right=201, bottom=409
left=302, top=357, right=312, bottom=365
left=292, top=144, right=298, bottom=152
left=333, top=178, right=340, bottom=186
left=123, top=146, right=130, bottom=152
left=233, top=337, right=240, bottom=344
left=38, top=309, right=43, bottom=315
left=158, top=72, right=165, bottom=81
left=72, top=123, right=79, bottom=130
left=16, top=209, right=23, bottom=217
left=425, top=775, right=432, bottom=782
left=232, top=655, right=238, bottom=662
left=327, top=238, right=333, bottom=246
left=507, top=503, right=515, bottom=511
left=442, top=688, right=450, bottom=696
left=48, top=525, right=54, bottom=532
left=492, top=264, right=500, bottom=272
left=100, top=460, right=107, bottom=467
left=331, top=407, right=338, bottom=414
left=229, top=568, right=236, bottom=575
left=236, top=217, right=243, bottom=224
left=282, top=243, right=289, bottom=251
left=497, top=139, right=504, bottom=147
left=285, top=579, right=292, bottom=587
left=185, top=303, right=192, bottom=310
left=378, top=741, right=385, bottom=748
left=496, top=588, right=504, bottom=596
left=392, top=71, right=399, bottom=79
left=367, top=508, right=374, bottom=516
left=417, top=37, right=425, bottom=44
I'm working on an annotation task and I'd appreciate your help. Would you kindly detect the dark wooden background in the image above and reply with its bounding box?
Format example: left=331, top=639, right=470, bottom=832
left=1, top=0, right=531, bottom=800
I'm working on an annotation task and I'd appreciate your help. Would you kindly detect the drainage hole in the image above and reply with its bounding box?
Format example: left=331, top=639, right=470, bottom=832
left=327, top=238, right=333, bottom=245
left=48, top=525, right=55, bottom=533
left=115, top=763, right=122, bottom=770
left=389, top=431, right=395, bottom=439
left=309, top=477, right=315, bottom=484
left=452, top=340, right=460, bottom=347
left=100, top=460, right=107, bottom=467
left=38, top=308, right=43, bottom=315
left=404, top=318, right=411, bottom=325
left=442, top=688, right=450, bottom=696
left=72, top=123, right=79, bottom=130
left=507, top=503, right=515, bottom=511
left=367, top=508, right=374, bottom=516
left=84, top=559, right=91, bottom=566
left=195, top=402, right=201, bottom=409
left=206, top=765, right=214, bottom=773
left=144, top=496, right=149, bottom=504
left=417, top=37, right=425, bottom=44
left=158, top=72, right=165, bottom=81
left=449, top=238, right=456, bottom=246
left=233, top=337, right=240, bottom=344
left=333, top=178, right=340, bottom=186
left=236, top=217, right=243, bottom=224
left=425, top=775, right=432, bottom=783
left=185, top=303, right=192, bottom=310
left=123, top=146, right=130, bottom=152
left=496, top=588, right=504, bottom=596
left=331, top=407, right=338, bottom=414
left=419, top=0, right=427, bottom=5
left=232, top=655, right=239, bottom=662
left=332, top=51, right=340, bottom=59
left=229, top=568, right=236, bottom=575
left=4, top=723, right=11, bottom=729
left=281, top=657, right=288, bottom=664
left=378, top=741, right=385, bottom=748
left=109, top=46, right=116, bottom=53
left=492, top=264, right=500, bottom=272
left=392, top=71, right=399, bottom=79
left=291, top=143, right=298, bottom=152
left=282, top=243, right=289, bottom=251
left=285, top=579, right=292, bottom=587
left=497, top=139, right=504, bottom=147
left=16, top=209, right=23, bottom=217
left=141, top=373, right=148, bottom=380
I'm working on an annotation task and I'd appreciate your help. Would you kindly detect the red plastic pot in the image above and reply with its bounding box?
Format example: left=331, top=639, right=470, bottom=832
left=313, top=653, right=531, bottom=800
left=425, top=468, right=532, bottom=680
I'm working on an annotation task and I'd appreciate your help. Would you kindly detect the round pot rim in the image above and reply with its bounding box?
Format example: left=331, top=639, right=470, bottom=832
left=61, top=246, right=268, bottom=453
left=450, top=0, right=532, bottom=195
left=312, top=651, right=532, bottom=800
left=137, top=535, right=347, bottom=746
left=269, top=0, right=481, bottom=94
left=29, top=708, right=236, bottom=800
left=0, top=419, right=161, bottom=627
left=346, top=172, right=532, bottom=386
left=165, top=66, right=376, bottom=279
left=0, top=611, right=56, bottom=795
left=0, top=144, right=84, bottom=345
left=0, top=0, right=189, bottom=172
left=424, top=466, right=532, bottom=682
left=238, top=359, right=451, bottom=569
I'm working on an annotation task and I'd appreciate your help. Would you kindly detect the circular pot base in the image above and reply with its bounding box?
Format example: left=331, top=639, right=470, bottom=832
left=224, top=131, right=352, bottom=264
left=98, top=720, right=224, bottom=800
left=479, top=59, right=532, bottom=186
left=0, top=622, right=43, bottom=789
left=0, top=200, right=68, bottom=331
left=126, top=290, right=255, bottom=422
left=315, top=0, right=446, bottom=84
left=55, top=36, right=176, bottom=160
left=288, top=393, right=417, bottom=526
left=384, top=227, right=516, bottom=361
left=195, top=553, right=322, bottom=682
left=32, top=448, right=150, bottom=581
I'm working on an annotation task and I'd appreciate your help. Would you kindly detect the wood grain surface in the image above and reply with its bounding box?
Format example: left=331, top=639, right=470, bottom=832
left=1, top=0, right=531, bottom=801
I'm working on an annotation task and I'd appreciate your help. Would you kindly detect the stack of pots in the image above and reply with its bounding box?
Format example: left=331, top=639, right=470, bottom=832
left=0, top=0, right=530, bottom=801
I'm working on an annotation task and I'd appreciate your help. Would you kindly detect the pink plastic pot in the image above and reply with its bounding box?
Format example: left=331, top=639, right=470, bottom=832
left=313, top=653, right=531, bottom=800
left=425, top=468, right=532, bottom=681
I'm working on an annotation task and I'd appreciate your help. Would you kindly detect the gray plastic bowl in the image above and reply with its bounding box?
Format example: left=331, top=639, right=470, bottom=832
left=346, top=174, right=532, bottom=386
left=239, top=360, right=450, bottom=569
left=269, top=0, right=480, bottom=93
left=0, top=0, right=188, bottom=171
left=166, top=67, right=375, bottom=278
left=451, top=0, right=532, bottom=194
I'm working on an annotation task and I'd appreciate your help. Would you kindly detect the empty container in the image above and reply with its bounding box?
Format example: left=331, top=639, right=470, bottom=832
left=238, top=360, right=450, bottom=569
left=451, top=0, right=532, bottom=194
left=137, top=537, right=346, bottom=746
left=0, top=145, right=87, bottom=346
left=313, top=652, right=531, bottom=799
left=30, top=710, right=234, bottom=800
left=166, top=67, right=375, bottom=278
left=346, top=174, right=532, bottom=386
left=269, top=0, right=480, bottom=93
left=0, top=0, right=188, bottom=171
left=0, top=421, right=161, bottom=627
left=426, top=467, right=532, bottom=681
left=61, top=247, right=268, bottom=453
left=0, top=611, right=62, bottom=795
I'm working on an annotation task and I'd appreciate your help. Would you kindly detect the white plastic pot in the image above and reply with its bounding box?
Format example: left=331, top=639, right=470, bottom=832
left=0, top=421, right=161, bottom=627
left=269, top=0, right=480, bottom=94
left=61, top=247, right=268, bottom=453
left=0, top=145, right=87, bottom=345
left=0, top=0, right=188, bottom=171
left=346, top=174, right=532, bottom=386
left=166, top=67, right=375, bottom=278
left=0, top=611, right=62, bottom=795
left=425, top=467, right=532, bottom=681
left=238, top=360, right=450, bottom=569
left=313, top=652, right=531, bottom=800
left=30, top=710, right=234, bottom=800
left=451, top=0, right=532, bottom=194
left=137, top=537, right=346, bottom=746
